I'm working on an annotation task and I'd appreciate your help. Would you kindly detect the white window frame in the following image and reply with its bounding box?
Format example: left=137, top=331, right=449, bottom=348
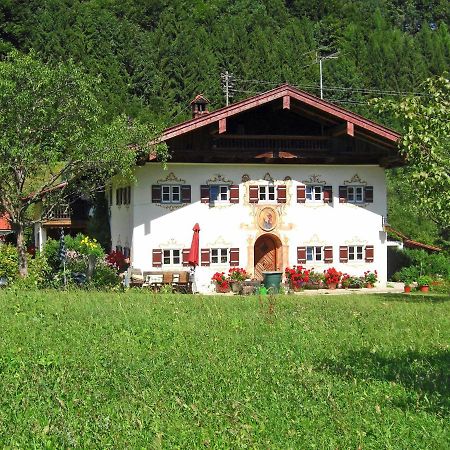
left=211, top=248, right=229, bottom=264
left=348, top=245, right=364, bottom=261
left=258, top=185, right=276, bottom=202
left=209, top=185, right=229, bottom=203
left=161, top=185, right=181, bottom=204
left=347, top=186, right=364, bottom=203
left=306, top=185, right=323, bottom=202
left=306, top=246, right=323, bottom=262
left=162, top=249, right=182, bottom=266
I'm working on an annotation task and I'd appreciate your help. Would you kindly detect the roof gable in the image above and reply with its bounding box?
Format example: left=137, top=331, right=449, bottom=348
left=160, top=84, right=400, bottom=144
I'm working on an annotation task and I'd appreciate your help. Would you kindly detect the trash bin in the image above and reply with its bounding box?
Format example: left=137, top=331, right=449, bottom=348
left=262, top=271, right=283, bottom=293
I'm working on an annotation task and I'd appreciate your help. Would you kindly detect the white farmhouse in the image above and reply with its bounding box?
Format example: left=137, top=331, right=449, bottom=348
left=110, top=85, right=401, bottom=292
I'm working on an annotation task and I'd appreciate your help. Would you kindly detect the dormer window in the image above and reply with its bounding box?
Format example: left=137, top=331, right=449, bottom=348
left=190, top=94, right=210, bottom=118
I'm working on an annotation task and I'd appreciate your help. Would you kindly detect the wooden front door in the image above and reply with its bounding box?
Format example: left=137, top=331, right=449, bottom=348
left=254, top=235, right=277, bottom=280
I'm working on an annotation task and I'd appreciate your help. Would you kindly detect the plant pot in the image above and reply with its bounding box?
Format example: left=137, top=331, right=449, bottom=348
left=404, top=285, right=411, bottom=293
left=216, top=284, right=230, bottom=293
left=419, top=285, right=429, bottom=293
left=327, top=283, right=337, bottom=290
left=230, top=281, right=242, bottom=294
left=365, top=283, right=374, bottom=289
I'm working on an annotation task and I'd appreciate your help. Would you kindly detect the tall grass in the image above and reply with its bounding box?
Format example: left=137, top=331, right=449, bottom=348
left=0, top=290, right=448, bottom=448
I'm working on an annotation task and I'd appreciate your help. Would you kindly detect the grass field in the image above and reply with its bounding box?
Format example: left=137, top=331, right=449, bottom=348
left=0, top=290, right=449, bottom=448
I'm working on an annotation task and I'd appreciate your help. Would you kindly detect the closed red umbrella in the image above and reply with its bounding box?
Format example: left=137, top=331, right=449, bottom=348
left=188, top=223, right=200, bottom=266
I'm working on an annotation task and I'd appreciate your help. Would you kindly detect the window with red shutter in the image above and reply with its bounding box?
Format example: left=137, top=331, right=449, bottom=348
left=364, top=186, right=374, bottom=203
left=324, top=246, right=333, bottom=263
left=201, top=248, right=210, bottom=266
left=297, top=246, right=306, bottom=264
left=181, top=185, right=191, bottom=203
left=339, top=246, right=348, bottom=263
left=277, top=185, right=287, bottom=203
left=200, top=185, right=210, bottom=204
left=229, top=185, right=239, bottom=204
left=323, top=186, right=333, bottom=204
left=365, top=245, right=374, bottom=262
left=249, top=185, right=259, bottom=203
left=229, top=248, right=239, bottom=266
left=339, top=186, right=347, bottom=203
left=182, top=249, right=190, bottom=266
left=152, top=185, right=162, bottom=203
left=152, top=249, right=162, bottom=267
left=297, top=185, right=306, bottom=203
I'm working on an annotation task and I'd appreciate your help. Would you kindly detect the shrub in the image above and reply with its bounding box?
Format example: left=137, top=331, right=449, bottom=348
left=90, top=260, right=121, bottom=289
left=0, top=244, right=18, bottom=282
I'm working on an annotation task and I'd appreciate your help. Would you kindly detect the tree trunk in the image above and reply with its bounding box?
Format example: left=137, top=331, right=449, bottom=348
left=14, top=222, right=28, bottom=277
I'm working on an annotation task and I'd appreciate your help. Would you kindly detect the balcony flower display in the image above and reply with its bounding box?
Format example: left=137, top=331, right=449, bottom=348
left=323, top=267, right=342, bottom=289
left=285, top=265, right=310, bottom=291
left=211, top=272, right=230, bottom=293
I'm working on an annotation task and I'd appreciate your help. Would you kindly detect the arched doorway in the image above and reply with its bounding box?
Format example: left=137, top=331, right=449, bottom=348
left=254, top=234, right=282, bottom=280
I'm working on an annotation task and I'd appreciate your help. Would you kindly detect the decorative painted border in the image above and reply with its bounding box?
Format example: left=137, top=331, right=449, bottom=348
left=343, top=174, right=367, bottom=186
left=157, top=172, right=186, bottom=184
left=206, top=174, right=234, bottom=185
left=301, top=174, right=326, bottom=185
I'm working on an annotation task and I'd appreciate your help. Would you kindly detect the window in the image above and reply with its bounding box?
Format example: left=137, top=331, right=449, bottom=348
left=259, top=185, right=276, bottom=201
left=347, top=186, right=364, bottom=203
left=211, top=248, right=228, bottom=264
left=210, top=185, right=229, bottom=203
left=116, top=245, right=123, bottom=253
left=348, top=245, right=364, bottom=261
left=163, top=249, right=181, bottom=265
left=306, top=185, right=323, bottom=201
left=161, top=185, right=181, bottom=203
left=116, top=187, right=131, bottom=205
left=306, top=246, right=323, bottom=261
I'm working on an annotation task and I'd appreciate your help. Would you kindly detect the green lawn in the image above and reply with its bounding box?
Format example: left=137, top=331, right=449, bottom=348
left=0, top=290, right=449, bottom=448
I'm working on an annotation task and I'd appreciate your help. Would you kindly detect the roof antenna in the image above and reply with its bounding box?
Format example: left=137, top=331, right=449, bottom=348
left=221, top=71, right=235, bottom=106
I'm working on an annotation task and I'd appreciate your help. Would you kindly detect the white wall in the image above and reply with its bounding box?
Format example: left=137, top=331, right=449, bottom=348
left=110, top=163, right=388, bottom=292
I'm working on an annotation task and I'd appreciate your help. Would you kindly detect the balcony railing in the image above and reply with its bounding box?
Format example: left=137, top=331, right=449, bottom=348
left=44, top=203, right=71, bottom=221
left=212, top=135, right=330, bottom=153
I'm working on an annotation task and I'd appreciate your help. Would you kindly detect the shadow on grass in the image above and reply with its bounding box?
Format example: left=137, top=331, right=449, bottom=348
left=319, top=349, right=450, bottom=416
left=377, top=292, right=450, bottom=303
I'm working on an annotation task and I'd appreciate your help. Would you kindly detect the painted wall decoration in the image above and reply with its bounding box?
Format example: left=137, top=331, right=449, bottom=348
left=258, top=207, right=278, bottom=232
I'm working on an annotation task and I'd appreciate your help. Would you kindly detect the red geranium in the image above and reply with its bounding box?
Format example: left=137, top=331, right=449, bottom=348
left=285, top=265, right=310, bottom=289
left=212, top=272, right=229, bottom=289
left=323, top=267, right=342, bottom=285
left=106, top=250, right=127, bottom=271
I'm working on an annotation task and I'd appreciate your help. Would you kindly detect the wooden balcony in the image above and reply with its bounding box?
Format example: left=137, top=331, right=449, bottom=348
left=42, top=203, right=88, bottom=228
left=212, top=135, right=330, bottom=154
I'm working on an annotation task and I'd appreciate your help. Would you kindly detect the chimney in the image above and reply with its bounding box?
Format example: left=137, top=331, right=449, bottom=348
left=190, top=94, right=210, bottom=118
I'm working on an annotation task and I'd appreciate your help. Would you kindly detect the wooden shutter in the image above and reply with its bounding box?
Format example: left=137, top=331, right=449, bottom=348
left=297, top=185, right=306, bottom=203
left=229, top=185, right=239, bottom=204
left=365, top=245, right=374, bottom=262
left=249, top=185, right=259, bottom=203
left=152, top=249, right=162, bottom=267
left=339, top=186, right=347, bottom=203
left=116, top=188, right=121, bottom=205
left=229, top=248, right=239, bottom=267
left=182, top=249, right=190, bottom=266
left=201, top=248, right=210, bottom=266
left=339, top=246, right=348, bottom=263
left=200, top=185, right=210, bottom=204
left=277, top=185, right=287, bottom=203
left=152, top=185, right=162, bottom=203
left=181, top=185, right=191, bottom=203
left=297, top=246, right=306, bottom=264
left=324, top=246, right=333, bottom=264
left=364, top=186, right=374, bottom=203
left=323, top=186, right=333, bottom=204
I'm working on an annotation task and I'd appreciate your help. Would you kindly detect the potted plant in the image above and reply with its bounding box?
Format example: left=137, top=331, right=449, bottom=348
left=323, top=267, right=342, bottom=289
left=348, top=276, right=364, bottom=289
left=306, top=271, right=324, bottom=289
left=228, top=267, right=248, bottom=294
left=402, top=277, right=413, bottom=293
left=363, top=270, right=378, bottom=288
left=341, top=273, right=351, bottom=289
left=284, top=266, right=310, bottom=291
left=211, top=272, right=230, bottom=293
left=417, top=275, right=432, bottom=293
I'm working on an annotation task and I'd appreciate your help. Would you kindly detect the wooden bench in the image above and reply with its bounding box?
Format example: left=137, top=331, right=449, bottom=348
left=142, top=270, right=191, bottom=293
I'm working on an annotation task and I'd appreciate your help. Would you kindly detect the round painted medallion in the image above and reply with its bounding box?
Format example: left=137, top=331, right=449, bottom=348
left=258, top=207, right=277, bottom=232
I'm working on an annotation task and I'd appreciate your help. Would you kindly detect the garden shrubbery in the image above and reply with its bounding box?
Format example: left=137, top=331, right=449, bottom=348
left=0, top=233, right=122, bottom=289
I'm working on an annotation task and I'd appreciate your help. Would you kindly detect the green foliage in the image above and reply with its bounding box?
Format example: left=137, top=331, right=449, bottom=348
left=89, top=260, right=121, bottom=290
left=417, top=274, right=433, bottom=287
left=0, top=244, right=18, bottom=281
left=0, top=291, right=448, bottom=447
left=376, top=76, right=450, bottom=238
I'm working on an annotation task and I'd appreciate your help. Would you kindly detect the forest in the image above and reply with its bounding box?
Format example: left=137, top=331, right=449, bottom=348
left=1, top=0, right=449, bottom=246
